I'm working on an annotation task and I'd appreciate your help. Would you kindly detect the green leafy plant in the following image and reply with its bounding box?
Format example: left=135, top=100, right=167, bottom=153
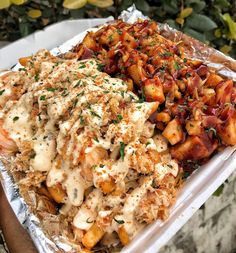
left=0, top=0, right=235, bottom=58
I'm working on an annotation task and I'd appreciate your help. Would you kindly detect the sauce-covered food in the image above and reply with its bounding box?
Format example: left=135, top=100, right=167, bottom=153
left=0, top=49, right=182, bottom=252
left=73, top=19, right=236, bottom=166
left=0, top=18, right=235, bottom=253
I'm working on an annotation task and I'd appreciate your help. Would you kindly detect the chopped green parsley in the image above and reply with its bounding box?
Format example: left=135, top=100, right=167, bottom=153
left=120, top=142, right=125, bottom=161
left=13, top=116, right=19, bottom=122
left=114, top=218, right=125, bottom=224
left=0, top=89, right=5, bottom=96
left=40, top=95, right=46, bottom=101
left=113, top=114, right=123, bottom=124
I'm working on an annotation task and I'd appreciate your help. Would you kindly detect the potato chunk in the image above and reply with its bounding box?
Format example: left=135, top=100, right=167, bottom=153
left=156, top=111, right=171, bottom=123
left=82, top=32, right=97, bottom=49
left=185, top=120, right=202, bottom=136
left=143, top=78, right=165, bottom=103
left=171, top=135, right=218, bottom=160
left=218, top=111, right=236, bottom=145
left=205, top=74, right=223, bottom=88
left=216, top=80, right=233, bottom=105
left=127, top=60, right=146, bottom=85
left=162, top=119, right=183, bottom=145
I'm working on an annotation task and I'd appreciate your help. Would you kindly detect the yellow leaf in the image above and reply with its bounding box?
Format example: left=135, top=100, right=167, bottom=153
left=220, top=45, right=232, bottom=54
left=88, top=0, right=113, bottom=8
left=221, top=13, right=236, bottom=40
left=214, top=29, right=221, bottom=38
left=11, top=0, right=26, bottom=5
left=176, top=17, right=184, bottom=26
left=179, top=8, right=193, bottom=19
left=27, top=9, right=42, bottom=19
left=63, top=0, right=87, bottom=9
left=0, top=0, right=11, bottom=9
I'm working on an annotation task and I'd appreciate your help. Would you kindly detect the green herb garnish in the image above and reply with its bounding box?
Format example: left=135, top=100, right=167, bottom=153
left=79, top=115, right=85, bottom=125
left=86, top=217, right=94, bottom=223
left=34, top=73, right=39, bottom=81
left=136, top=89, right=146, bottom=103
left=0, top=89, right=5, bottom=96
left=97, top=63, right=105, bottom=72
left=47, top=87, right=57, bottom=92
left=113, top=114, right=123, bottom=124
left=114, top=218, right=125, bottom=224
left=213, top=184, right=224, bottom=197
left=91, top=111, right=101, bottom=118
left=77, top=91, right=85, bottom=97
left=40, top=95, right=46, bottom=101
left=119, top=142, right=125, bottom=161
left=161, top=52, right=173, bottom=57
left=91, top=165, right=97, bottom=170
left=174, top=61, right=182, bottom=71
left=146, top=141, right=151, bottom=147
left=74, top=80, right=82, bottom=88
left=205, top=127, right=217, bottom=136
left=117, top=29, right=122, bottom=35
left=61, top=91, right=69, bottom=97
left=13, top=116, right=19, bottom=122
left=79, top=64, right=86, bottom=69
left=186, top=72, right=192, bottom=77
left=19, top=68, right=26, bottom=72
left=73, top=98, right=78, bottom=107
left=38, top=113, right=42, bottom=121
left=93, top=136, right=99, bottom=142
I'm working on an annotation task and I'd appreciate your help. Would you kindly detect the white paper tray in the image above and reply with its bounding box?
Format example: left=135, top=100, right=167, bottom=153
left=1, top=16, right=236, bottom=253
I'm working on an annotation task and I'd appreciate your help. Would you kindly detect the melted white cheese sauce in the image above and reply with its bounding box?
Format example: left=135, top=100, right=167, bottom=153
left=0, top=49, right=181, bottom=243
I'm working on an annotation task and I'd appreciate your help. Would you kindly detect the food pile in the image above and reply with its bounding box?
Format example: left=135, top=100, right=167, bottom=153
left=0, top=19, right=235, bottom=252
left=73, top=19, right=236, bottom=165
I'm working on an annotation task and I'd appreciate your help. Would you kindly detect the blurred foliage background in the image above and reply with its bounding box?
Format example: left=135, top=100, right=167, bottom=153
left=0, top=0, right=235, bottom=58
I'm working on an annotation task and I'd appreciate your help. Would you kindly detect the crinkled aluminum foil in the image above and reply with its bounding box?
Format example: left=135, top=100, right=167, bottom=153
left=1, top=5, right=236, bottom=253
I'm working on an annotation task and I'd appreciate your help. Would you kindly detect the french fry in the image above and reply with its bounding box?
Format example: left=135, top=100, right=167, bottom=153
left=47, top=184, right=66, bottom=203
left=82, top=147, right=108, bottom=181
left=82, top=223, right=105, bottom=249
left=19, top=56, right=31, bottom=66
left=99, top=179, right=116, bottom=194
left=125, top=78, right=134, bottom=91
left=118, top=226, right=130, bottom=246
